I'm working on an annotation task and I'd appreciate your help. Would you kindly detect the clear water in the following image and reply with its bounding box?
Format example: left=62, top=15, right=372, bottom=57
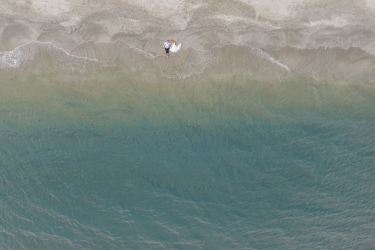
left=1, top=70, right=375, bottom=249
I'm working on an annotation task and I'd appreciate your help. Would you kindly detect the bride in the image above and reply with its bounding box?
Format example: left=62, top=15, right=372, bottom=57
left=170, top=40, right=181, bottom=53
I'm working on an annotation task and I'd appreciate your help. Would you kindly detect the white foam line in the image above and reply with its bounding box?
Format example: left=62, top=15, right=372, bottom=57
left=127, top=43, right=156, bottom=59
left=36, top=41, right=101, bottom=62
left=213, top=14, right=281, bottom=29
left=252, top=48, right=290, bottom=72
left=305, top=16, right=349, bottom=28
left=70, top=39, right=157, bottom=60
left=201, top=43, right=291, bottom=72
left=0, top=40, right=295, bottom=77
left=0, top=40, right=101, bottom=70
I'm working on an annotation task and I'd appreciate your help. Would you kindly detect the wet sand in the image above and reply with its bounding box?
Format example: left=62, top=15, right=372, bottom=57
left=1, top=0, right=375, bottom=54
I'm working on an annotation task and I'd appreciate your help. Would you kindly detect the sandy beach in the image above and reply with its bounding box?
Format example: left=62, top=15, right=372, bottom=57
left=1, top=0, right=375, bottom=53
left=1, top=0, right=375, bottom=82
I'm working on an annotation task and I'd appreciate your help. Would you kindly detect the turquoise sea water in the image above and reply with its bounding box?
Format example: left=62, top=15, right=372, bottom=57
left=1, top=66, right=375, bottom=249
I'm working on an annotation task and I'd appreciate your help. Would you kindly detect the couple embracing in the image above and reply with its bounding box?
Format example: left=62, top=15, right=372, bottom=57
left=163, top=39, right=181, bottom=57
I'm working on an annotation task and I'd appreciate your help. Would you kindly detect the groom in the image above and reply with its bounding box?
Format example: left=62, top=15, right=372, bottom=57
left=163, top=39, right=171, bottom=57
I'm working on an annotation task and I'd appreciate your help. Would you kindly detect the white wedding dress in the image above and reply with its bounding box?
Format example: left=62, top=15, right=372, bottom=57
left=170, top=43, right=182, bottom=53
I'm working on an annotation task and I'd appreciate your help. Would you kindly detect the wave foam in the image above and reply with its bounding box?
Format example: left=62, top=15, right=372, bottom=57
left=0, top=49, right=25, bottom=69
left=0, top=41, right=103, bottom=73
left=1, top=41, right=375, bottom=83
left=252, top=48, right=290, bottom=72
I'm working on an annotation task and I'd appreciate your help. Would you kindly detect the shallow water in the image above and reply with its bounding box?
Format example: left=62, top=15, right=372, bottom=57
left=1, top=67, right=375, bottom=249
